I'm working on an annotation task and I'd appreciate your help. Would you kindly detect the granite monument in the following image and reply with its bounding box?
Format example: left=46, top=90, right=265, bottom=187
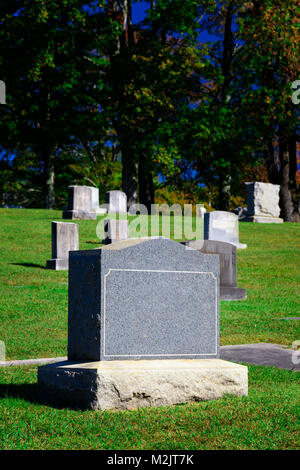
left=244, top=182, right=283, bottom=223
left=46, top=221, right=79, bottom=270
left=63, top=185, right=97, bottom=220
left=38, top=238, right=248, bottom=410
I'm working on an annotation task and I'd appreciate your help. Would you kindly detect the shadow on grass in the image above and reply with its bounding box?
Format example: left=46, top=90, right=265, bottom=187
left=0, top=382, right=92, bottom=410
left=11, top=262, right=46, bottom=269
left=0, top=383, right=39, bottom=405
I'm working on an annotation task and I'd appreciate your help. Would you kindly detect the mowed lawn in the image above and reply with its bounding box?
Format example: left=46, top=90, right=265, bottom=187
left=0, top=209, right=299, bottom=450
left=0, top=208, right=299, bottom=359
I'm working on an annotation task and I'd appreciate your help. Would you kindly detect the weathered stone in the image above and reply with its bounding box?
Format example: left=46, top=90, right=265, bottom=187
left=204, top=211, right=247, bottom=249
left=63, top=186, right=96, bottom=220
left=103, top=219, right=129, bottom=244
left=46, top=221, right=79, bottom=270
left=38, top=358, right=248, bottom=410
left=244, top=182, right=283, bottom=223
left=106, top=190, right=127, bottom=214
left=68, top=238, right=220, bottom=361
left=182, top=240, right=246, bottom=301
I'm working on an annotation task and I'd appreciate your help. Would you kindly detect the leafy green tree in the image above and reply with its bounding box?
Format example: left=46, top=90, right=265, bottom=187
left=0, top=0, right=103, bottom=208
left=238, top=0, right=300, bottom=221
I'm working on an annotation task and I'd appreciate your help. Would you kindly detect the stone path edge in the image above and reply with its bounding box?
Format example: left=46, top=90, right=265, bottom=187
left=0, top=343, right=299, bottom=371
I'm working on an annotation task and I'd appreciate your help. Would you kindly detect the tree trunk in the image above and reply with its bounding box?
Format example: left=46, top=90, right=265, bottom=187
left=43, top=150, right=55, bottom=209
left=138, top=152, right=154, bottom=211
left=218, top=171, right=231, bottom=211
left=121, top=141, right=138, bottom=208
left=278, top=131, right=295, bottom=222
left=265, top=136, right=280, bottom=185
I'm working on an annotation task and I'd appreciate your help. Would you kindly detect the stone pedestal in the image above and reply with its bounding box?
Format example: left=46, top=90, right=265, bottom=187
left=38, top=358, right=248, bottom=410
left=46, top=221, right=79, bottom=271
left=244, top=182, right=283, bottom=223
left=39, top=238, right=248, bottom=410
left=63, top=186, right=97, bottom=220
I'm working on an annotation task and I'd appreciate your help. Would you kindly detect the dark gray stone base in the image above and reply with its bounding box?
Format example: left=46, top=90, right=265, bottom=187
left=220, top=287, right=247, bottom=301
left=46, top=258, right=68, bottom=270
left=62, top=210, right=96, bottom=220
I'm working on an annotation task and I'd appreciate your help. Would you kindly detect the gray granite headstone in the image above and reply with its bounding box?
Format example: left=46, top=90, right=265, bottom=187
left=182, top=240, right=246, bottom=301
left=106, top=190, right=127, bottom=213
left=244, top=182, right=283, bottom=223
left=68, top=238, right=220, bottom=361
left=63, top=185, right=96, bottom=220
left=204, top=211, right=247, bottom=249
left=46, top=221, right=79, bottom=270
left=103, top=219, right=129, bottom=244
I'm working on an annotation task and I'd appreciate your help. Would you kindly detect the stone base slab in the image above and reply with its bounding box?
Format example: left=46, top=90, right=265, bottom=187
left=243, top=216, right=283, bottom=223
left=46, top=258, right=68, bottom=270
left=62, top=210, right=96, bottom=220
left=220, top=287, right=247, bottom=301
left=38, top=359, right=248, bottom=410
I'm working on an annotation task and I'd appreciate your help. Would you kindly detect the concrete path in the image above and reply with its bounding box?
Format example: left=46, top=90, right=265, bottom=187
left=220, top=343, right=300, bottom=372
left=0, top=357, right=67, bottom=367
left=0, top=343, right=299, bottom=371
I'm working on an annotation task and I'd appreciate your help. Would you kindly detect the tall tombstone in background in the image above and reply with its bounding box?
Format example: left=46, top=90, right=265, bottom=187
left=106, top=190, right=127, bottom=213
left=38, top=238, right=248, bottom=410
left=63, top=186, right=96, bottom=220
left=204, top=211, right=247, bottom=249
left=244, top=182, right=283, bottom=223
left=46, top=221, right=79, bottom=270
left=182, top=240, right=247, bottom=301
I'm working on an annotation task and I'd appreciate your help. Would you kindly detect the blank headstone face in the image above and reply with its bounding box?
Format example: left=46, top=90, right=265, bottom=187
left=52, top=222, right=79, bottom=259
left=204, top=211, right=240, bottom=246
left=106, top=190, right=127, bottom=213
left=47, top=221, right=79, bottom=270
left=68, top=238, right=220, bottom=362
left=68, top=186, right=92, bottom=212
left=90, top=187, right=100, bottom=211
left=246, top=182, right=281, bottom=217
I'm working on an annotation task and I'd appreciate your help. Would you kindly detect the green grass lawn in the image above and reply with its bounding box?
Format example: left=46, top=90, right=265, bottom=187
left=0, top=208, right=299, bottom=450
left=0, top=208, right=299, bottom=360
left=0, top=364, right=298, bottom=450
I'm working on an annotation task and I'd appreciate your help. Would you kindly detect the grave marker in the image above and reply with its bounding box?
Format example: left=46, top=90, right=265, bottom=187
left=204, top=211, right=247, bottom=249
left=46, top=221, right=79, bottom=270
